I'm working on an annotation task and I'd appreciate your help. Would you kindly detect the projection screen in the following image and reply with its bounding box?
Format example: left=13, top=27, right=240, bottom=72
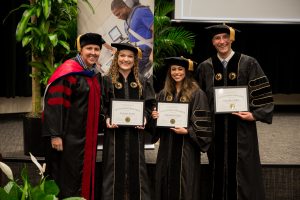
left=174, top=0, right=300, bottom=23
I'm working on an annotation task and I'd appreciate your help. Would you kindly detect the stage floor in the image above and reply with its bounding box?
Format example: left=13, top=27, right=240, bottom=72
left=0, top=110, right=299, bottom=165
left=0, top=98, right=299, bottom=200
left=0, top=95, right=300, bottom=164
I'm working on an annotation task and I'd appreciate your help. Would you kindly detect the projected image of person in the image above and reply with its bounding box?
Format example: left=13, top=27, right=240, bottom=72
left=195, top=24, right=274, bottom=200
left=111, top=0, right=153, bottom=80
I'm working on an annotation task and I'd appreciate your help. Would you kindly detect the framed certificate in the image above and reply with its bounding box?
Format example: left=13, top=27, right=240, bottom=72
left=111, top=99, right=144, bottom=126
left=214, top=86, right=249, bottom=113
left=156, top=102, right=189, bottom=128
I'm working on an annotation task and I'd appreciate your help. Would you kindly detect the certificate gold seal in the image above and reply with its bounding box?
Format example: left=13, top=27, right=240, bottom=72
left=115, top=82, right=123, bottom=89
left=215, top=73, right=222, bottom=81
left=229, top=72, right=237, bottom=80
left=170, top=119, right=175, bottom=124
left=180, top=96, right=187, bottom=102
left=130, top=82, right=138, bottom=88
left=166, top=95, right=173, bottom=101
left=230, top=103, right=235, bottom=110
left=125, top=116, right=131, bottom=123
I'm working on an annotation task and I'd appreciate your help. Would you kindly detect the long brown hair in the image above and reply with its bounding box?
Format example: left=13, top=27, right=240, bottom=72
left=109, top=51, right=143, bottom=96
left=163, top=67, right=199, bottom=102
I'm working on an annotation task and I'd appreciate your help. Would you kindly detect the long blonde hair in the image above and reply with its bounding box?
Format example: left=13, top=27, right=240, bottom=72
left=109, top=51, right=143, bottom=96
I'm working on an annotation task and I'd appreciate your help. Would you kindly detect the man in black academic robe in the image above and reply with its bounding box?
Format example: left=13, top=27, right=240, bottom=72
left=196, top=24, right=274, bottom=200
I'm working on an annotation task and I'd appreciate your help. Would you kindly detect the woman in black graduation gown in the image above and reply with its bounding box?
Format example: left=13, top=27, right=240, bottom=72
left=101, top=43, right=155, bottom=200
left=151, top=57, right=212, bottom=200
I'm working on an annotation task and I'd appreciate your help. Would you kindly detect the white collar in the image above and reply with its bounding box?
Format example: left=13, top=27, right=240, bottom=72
left=218, top=50, right=235, bottom=63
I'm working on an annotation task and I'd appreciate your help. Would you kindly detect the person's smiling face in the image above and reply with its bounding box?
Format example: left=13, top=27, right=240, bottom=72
left=80, top=44, right=101, bottom=67
left=170, top=65, right=186, bottom=83
left=212, top=33, right=232, bottom=58
left=117, top=49, right=135, bottom=73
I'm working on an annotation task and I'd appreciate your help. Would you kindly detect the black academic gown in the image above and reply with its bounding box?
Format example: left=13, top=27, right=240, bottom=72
left=42, top=59, right=101, bottom=200
left=101, top=71, right=155, bottom=200
left=153, top=89, right=212, bottom=200
left=196, top=53, right=274, bottom=200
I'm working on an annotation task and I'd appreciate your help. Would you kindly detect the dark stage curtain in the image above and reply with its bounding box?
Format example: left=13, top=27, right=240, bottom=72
left=193, top=23, right=300, bottom=94
left=1, top=1, right=31, bottom=98
left=2, top=3, right=300, bottom=96
left=155, top=22, right=300, bottom=94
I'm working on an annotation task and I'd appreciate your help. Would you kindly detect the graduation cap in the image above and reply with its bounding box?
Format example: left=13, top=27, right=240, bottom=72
left=76, top=33, right=105, bottom=51
left=205, top=24, right=240, bottom=41
left=112, top=42, right=142, bottom=59
left=164, top=56, right=197, bottom=71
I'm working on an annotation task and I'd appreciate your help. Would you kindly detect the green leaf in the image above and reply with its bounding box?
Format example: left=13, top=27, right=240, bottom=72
left=0, top=188, right=10, bottom=200
left=6, top=182, right=22, bottom=200
left=31, top=185, right=57, bottom=200
left=58, top=40, right=70, bottom=52
left=22, top=36, right=32, bottom=47
left=39, top=42, right=45, bottom=52
left=155, top=0, right=174, bottom=17
left=2, top=4, right=31, bottom=24
left=36, top=5, right=42, bottom=18
left=16, top=7, right=36, bottom=41
left=8, top=0, right=84, bottom=115
left=20, top=167, right=29, bottom=200
left=4, top=181, right=14, bottom=194
left=49, top=34, right=58, bottom=46
left=27, top=26, right=43, bottom=38
left=153, top=0, right=196, bottom=71
left=44, top=180, right=59, bottom=196
left=0, top=184, right=21, bottom=200
left=28, top=61, right=46, bottom=70
left=38, top=19, right=50, bottom=34
left=44, top=60, right=55, bottom=74
left=21, top=166, right=29, bottom=183
left=42, top=0, right=52, bottom=19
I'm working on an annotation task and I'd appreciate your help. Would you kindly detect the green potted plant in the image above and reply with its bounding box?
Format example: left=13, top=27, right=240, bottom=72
left=0, top=153, right=84, bottom=199
left=153, top=0, right=196, bottom=91
left=5, top=0, right=93, bottom=156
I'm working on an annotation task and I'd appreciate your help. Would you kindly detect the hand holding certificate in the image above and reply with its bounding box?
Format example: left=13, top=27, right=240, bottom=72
left=156, top=102, right=189, bottom=128
left=214, top=86, right=249, bottom=113
left=111, top=99, right=144, bottom=126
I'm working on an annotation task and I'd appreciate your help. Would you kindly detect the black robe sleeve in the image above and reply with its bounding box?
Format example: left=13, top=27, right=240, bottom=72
left=187, top=89, right=212, bottom=152
left=241, top=55, right=274, bottom=124
left=100, top=75, right=114, bottom=119
left=138, top=76, right=156, bottom=143
left=42, top=76, right=76, bottom=137
left=141, top=76, right=156, bottom=123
